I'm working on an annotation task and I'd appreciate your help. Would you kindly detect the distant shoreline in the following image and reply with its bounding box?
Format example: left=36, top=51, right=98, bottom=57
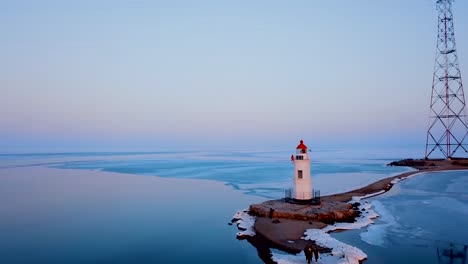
left=332, top=158, right=468, bottom=201
left=240, top=158, right=468, bottom=263
left=321, top=158, right=468, bottom=204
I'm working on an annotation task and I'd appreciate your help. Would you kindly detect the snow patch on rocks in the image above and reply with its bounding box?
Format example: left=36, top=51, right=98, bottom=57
left=232, top=209, right=256, bottom=238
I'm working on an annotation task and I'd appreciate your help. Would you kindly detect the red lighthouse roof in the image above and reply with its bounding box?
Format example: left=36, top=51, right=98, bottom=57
left=296, top=140, right=308, bottom=150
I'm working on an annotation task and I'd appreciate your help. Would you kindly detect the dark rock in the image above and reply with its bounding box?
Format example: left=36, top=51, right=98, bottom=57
left=387, top=159, right=426, bottom=167
left=317, top=212, right=335, bottom=225
left=250, top=200, right=359, bottom=224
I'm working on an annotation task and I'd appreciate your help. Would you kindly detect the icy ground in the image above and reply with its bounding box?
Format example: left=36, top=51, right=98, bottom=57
left=272, top=192, right=384, bottom=264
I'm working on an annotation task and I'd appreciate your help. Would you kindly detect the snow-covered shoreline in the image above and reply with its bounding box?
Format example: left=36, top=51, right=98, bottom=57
left=232, top=209, right=256, bottom=238
left=232, top=192, right=382, bottom=263
left=272, top=192, right=383, bottom=264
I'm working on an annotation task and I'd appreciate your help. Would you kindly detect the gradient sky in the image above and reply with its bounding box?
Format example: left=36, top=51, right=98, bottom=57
left=1, top=0, right=468, bottom=153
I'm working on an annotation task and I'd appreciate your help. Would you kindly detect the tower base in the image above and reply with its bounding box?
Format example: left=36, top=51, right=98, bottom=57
left=284, top=197, right=320, bottom=205
left=284, top=188, right=320, bottom=205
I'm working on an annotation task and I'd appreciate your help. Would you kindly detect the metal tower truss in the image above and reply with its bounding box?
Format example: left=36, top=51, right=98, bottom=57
left=425, top=0, right=468, bottom=159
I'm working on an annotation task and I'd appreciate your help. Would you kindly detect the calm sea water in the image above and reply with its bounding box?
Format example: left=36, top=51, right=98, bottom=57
left=0, top=166, right=266, bottom=264
left=1, top=148, right=466, bottom=264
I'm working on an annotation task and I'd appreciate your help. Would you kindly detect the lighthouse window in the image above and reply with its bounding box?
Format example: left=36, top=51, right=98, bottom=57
left=295, top=155, right=303, bottom=160
left=298, top=170, right=303, bottom=179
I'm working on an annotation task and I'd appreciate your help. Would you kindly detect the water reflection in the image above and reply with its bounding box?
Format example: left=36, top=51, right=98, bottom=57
left=0, top=166, right=265, bottom=264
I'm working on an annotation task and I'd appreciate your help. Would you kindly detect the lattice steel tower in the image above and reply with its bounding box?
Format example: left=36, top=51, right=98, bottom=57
left=425, top=0, right=468, bottom=159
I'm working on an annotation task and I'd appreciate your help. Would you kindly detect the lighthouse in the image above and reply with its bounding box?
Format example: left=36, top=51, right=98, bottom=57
left=291, top=140, right=312, bottom=200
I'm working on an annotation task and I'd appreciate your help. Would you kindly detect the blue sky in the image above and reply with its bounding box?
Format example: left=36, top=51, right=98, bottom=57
left=1, top=0, right=468, bottom=153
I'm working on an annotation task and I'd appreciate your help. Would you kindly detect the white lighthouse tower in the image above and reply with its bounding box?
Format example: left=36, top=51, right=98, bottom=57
left=291, top=140, right=312, bottom=200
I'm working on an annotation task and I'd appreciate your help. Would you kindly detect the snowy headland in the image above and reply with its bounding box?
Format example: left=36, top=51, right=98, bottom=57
left=233, top=159, right=468, bottom=264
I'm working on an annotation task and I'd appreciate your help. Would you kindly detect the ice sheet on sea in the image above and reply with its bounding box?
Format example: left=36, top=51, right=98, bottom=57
left=315, top=170, right=413, bottom=196
left=446, top=173, right=468, bottom=193
left=358, top=172, right=433, bottom=247
left=359, top=200, right=395, bottom=247
left=350, top=192, right=401, bottom=247
left=236, top=180, right=291, bottom=191
left=236, top=180, right=291, bottom=198
left=232, top=209, right=256, bottom=237
left=429, top=196, right=468, bottom=215
left=360, top=199, right=441, bottom=247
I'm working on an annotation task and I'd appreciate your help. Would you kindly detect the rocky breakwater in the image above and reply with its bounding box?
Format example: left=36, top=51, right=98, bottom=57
left=243, top=199, right=362, bottom=253
left=249, top=199, right=359, bottom=224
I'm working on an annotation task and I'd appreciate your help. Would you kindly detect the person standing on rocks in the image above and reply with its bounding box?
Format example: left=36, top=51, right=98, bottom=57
left=269, top=208, right=274, bottom=219
left=304, top=245, right=313, bottom=264
left=313, top=248, right=320, bottom=263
